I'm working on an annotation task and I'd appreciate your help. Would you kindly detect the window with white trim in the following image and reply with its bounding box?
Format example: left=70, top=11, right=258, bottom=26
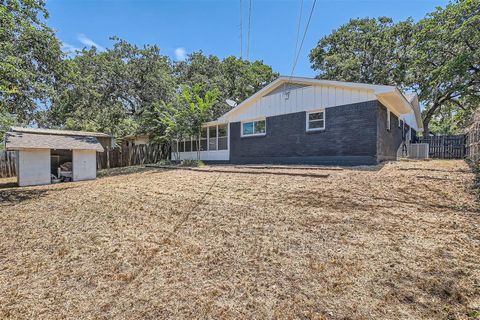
left=306, top=110, right=325, bottom=131
left=387, top=110, right=391, bottom=130
left=241, top=119, right=266, bottom=136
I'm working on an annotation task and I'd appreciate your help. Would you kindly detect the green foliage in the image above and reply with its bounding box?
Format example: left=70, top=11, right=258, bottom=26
left=175, top=52, right=278, bottom=118
left=0, top=108, right=17, bottom=149
left=154, top=85, right=220, bottom=159
left=409, top=0, right=480, bottom=134
left=179, top=159, right=205, bottom=167
left=47, top=48, right=275, bottom=139
left=0, top=0, right=63, bottom=123
left=309, top=0, right=480, bottom=134
left=46, top=39, right=175, bottom=137
left=309, top=17, right=414, bottom=86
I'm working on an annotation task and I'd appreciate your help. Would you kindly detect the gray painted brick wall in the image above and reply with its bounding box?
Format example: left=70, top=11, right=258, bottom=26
left=229, top=100, right=379, bottom=165
left=376, top=103, right=405, bottom=161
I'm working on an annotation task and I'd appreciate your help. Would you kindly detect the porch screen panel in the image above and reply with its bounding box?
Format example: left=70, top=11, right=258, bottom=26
left=218, top=124, right=228, bottom=150
left=200, top=128, right=207, bottom=151
left=209, top=126, right=217, bottom=150
left=184, top=138, right=192, bottom=152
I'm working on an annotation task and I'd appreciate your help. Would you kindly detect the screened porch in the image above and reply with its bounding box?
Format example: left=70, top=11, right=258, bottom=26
left=171, top=123, right=229, bottom=161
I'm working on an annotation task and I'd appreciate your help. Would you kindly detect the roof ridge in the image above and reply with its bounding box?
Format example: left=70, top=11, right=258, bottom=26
left=10, top=127, right=112, bottom=138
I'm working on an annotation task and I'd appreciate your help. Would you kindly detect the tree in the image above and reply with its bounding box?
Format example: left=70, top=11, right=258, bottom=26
left=309, top=1, right=480, bottom=135
left=154, top=85, right=220, bottom=160
left=222, top=56, right=279, bottom=105
left=178, top=84, right=220, bottom=159
left=47, top=39, right=176, bottom=137
left=0, top=109, right=16, bottom=150
left=0, top=0, right=63, bottom=123
left=175, top=52, right=278, bottom=119
left=408, top=0, right=480, bottom=135
left=309, top=17, right=414, bottom=86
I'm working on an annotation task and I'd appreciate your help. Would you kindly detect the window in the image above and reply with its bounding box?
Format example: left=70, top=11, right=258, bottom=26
left=306, top=110, right=325, bottom=131
left=241, top=119, right=266, bottom=136
left=218, top=124, right=228, bottom=150
left=387, top=110, right=391, bottom=130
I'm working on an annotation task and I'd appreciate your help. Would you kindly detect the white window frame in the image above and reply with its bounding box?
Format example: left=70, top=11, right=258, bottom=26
left=306, top=109, right=326, bottom=132
left=241, top=118, right=266, bottom=137
left=387, top=110, right=391, bottom=131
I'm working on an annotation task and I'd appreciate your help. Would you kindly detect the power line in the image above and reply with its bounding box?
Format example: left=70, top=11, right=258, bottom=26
left=247, top=0, right=252, bottom=60
left=292, top=0, right=304, bottom=69
left=240, top=0, right=243, bottom=59
left=290, top=0, right=316, bottom=77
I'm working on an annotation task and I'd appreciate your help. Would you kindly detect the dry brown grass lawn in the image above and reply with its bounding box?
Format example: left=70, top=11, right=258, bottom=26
left=0, top=160, right=479, bottom=319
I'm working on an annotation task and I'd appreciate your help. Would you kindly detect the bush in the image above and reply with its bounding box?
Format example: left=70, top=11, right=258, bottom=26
left=156, top=159, right=173, bottom=166
left=179, top=159, right=205, bottom=167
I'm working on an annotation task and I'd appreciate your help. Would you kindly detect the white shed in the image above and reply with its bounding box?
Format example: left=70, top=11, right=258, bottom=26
left=4, top=128, right=107, bottom=187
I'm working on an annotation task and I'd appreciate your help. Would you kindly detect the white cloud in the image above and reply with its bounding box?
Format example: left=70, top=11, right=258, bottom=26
left=174, top=47, right=187, bottom=61
left=77, top=33, right=105, bottom=51
left=61, top=42, right=80, bottom=54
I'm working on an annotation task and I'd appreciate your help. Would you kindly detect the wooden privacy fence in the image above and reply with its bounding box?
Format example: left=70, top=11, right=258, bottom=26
left=418, top=135, right=466, bottom=159
left=97, top=144, right=168, bottom=170
left=0, top=151, right=16, bottom=178
left=466, top=113, right=480, bottom=162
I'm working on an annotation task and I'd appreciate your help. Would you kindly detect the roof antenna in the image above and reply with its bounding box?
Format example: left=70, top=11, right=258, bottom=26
left=226, top=99, right=237, bottom=107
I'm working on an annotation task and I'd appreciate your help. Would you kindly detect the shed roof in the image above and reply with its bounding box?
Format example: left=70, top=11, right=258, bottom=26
left=5, top=132, right=105, bottom=152
left=10, top=127, right=112, bottom=138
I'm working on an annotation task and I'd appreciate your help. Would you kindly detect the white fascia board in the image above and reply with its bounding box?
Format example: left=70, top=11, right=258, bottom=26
left=204, top=120, right=229, bottom=126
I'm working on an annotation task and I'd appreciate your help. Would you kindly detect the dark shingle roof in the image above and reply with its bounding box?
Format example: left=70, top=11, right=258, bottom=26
left=5, top=132, right=104, bottom=152
left=10, top=127, right=112, bottom=138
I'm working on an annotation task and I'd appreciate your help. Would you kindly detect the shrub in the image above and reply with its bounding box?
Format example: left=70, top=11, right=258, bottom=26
left=180, top=159, right=205, bottom=167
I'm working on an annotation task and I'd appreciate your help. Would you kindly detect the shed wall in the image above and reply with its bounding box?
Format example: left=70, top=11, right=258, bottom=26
left=73, top=150, right=97, bottom=181
left=17, top=149, right=51, bottom=187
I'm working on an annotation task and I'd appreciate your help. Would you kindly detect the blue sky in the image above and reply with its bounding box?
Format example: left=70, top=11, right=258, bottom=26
left=47, top=0, right=450, bottom=77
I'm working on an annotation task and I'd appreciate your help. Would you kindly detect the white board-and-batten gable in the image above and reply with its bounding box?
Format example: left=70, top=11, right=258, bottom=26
left=216, top=76, right=415, bottom=124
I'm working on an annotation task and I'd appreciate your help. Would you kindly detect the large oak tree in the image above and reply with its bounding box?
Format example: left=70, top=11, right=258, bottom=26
left=309, top=0, right=480, bottom=135
left=0, top=0, right=63, bottom=123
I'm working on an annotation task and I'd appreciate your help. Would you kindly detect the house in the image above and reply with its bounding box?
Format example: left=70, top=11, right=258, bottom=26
left=172, top=76, right=424, bottom=165
left=4, top=127, right=112, bottom=186
left=122, top=134, right=150, bottom=147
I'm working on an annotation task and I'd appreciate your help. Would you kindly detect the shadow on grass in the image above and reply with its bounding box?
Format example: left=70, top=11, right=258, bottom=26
left=0, top=184, right=80, bottom=206
left=0, top=181, right=17, bottom=190
left=97, top=165, right=156, bottom=178
left=0, top=188, right=50, bottom=206
left=398, top=167, right=469, bottom=173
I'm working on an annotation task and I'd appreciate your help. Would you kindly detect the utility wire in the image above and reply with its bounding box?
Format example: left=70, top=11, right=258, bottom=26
left=240, top=0, right=243, bottom=59
left=290, top=0, right=316, bottom=77
left=292, top=0, right=304, bottom=70
left=247, top=0, right=252, bottom=60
